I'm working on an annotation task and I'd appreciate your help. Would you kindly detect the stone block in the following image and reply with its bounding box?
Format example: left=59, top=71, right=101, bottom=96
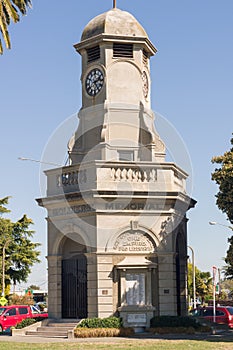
left=97, top=296, right=113, bottom=304
left=97, top=256, right=113, bottom=264
left=98, top=271, right=113, bottom=280
left=98, top=304, right=114, bottom=313
left=98, top=279, right=113, bottom=289
left=88, top=289, right=97, bottom=297
left=97, top=264, right=113, bottom=272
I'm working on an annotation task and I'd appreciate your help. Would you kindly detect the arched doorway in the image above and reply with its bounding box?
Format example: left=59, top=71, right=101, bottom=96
left=61, top=235, right=87, bottom=319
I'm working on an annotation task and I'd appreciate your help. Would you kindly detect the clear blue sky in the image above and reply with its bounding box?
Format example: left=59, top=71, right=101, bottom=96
left=1, top=0, right=233, bottom=290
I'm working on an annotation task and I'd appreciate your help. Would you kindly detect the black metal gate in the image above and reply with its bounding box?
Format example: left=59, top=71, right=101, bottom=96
left=62, top=255, right=87, bottom=318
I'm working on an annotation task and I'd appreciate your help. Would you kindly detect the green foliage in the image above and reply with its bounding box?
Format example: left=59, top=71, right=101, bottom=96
left=77, top=317, right=123, bottom=329
left=29, top=284, right=40, bottom=290
left=187, top=263, right=212, bottom=301
left=0, top=197, right=41, bottom=293
left=211, top=135, right=233, bottom=278
left=0, top=197, right=11, bottom=214
left=211, top=135, right=233, bottom=224
left=0, top=0, right=32, bottom=54
left=150, top=316, right=200, bottom=329
left=221, top=278, right=233, bottom=291
left=150, top=325, right=211, bottom=334
left=8, top=293, right=34, bottom=305
left=15, top=318, right=37, bottom=329
left=224, top=236, right=233, bottom=278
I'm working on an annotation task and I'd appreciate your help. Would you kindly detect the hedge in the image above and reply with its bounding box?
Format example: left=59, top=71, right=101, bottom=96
left=74, top=327, right=134, bottom=338
left=150, top=316, right=201, bottom=329
left=77, top=316, right=123, bottom=329
left=15, top=318, right=37, bottom=329
left=15, top=316, right=46, bottom=329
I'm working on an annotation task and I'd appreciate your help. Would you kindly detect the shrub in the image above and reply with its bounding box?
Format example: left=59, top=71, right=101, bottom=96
left=150, top=326, right=196, bottom=334
left=77, top=316, right=123, bottom=329
left=74, top=327, right=134, bottom=338
left=8, top=293, right=34, bottom=305
left=15, top=318, right=37, bottom=329
left=150, top=316, right=200, bottom=329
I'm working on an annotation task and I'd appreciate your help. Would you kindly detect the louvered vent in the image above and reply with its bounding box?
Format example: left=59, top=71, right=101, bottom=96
left=143, top=49, right=149, bottom=66
left=87, top=46, right=100, bottom=63
left=113, top=43, right=133, bottom=58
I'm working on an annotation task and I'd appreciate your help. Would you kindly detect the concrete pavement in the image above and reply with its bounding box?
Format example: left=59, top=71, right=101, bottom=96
left=0, top=329, right=233, bottom=344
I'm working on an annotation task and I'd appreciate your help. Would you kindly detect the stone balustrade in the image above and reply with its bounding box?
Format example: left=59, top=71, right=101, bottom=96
left=45, top=161, right=187, bottom=197
left=110, top=167, right=157, bottom=183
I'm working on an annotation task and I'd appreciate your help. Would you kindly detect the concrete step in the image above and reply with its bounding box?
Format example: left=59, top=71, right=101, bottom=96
left=38, top=326, right=73, bottom=332
left=48, top=323, right=78, bottom=328
left=26, top=330, right=68, bottom=338
left=25, top=321, right=79, bottom=338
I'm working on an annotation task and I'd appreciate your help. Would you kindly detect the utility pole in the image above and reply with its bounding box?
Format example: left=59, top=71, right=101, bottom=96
left=213, top=266, right=217, bottom=323
left=188, top=246, right=196, bottom=309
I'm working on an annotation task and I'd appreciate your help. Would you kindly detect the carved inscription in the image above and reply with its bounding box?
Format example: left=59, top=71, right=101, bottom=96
left=127, top=313, right=147, bottom=324
left=113, top=232, right=154, bottom=253
left=50, top=204, right=93, bottom=217
left=105, top=202, right=163, bottom=211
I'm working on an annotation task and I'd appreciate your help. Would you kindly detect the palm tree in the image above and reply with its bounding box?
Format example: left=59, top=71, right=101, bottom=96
left=0, top=0, right=32, bottom=54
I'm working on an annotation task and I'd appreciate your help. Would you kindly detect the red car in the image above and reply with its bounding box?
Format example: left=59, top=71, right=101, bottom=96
left=0, top=305, right=48, bottom=331
left=189, top=306, right=233, bottom=328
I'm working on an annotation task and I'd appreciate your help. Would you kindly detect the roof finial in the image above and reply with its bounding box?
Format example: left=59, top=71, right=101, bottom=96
left=113, top=0, right=117, bottom=8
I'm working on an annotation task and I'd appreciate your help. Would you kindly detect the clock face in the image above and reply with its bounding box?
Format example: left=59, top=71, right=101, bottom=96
left=85, top=68, right=104, bottom=96
left=142, top=71, right=149, bottom=98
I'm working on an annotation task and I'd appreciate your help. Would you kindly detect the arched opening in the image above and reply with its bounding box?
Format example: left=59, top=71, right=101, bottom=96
left=61, top=235, right=87, bottom=319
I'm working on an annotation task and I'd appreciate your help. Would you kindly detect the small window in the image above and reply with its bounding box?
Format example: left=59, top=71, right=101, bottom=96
left=190, top=309, right=200, bottom=316
left=113, top=43, right=133, bottom=58
left=227, top=307, right=233, bottom=315
left=143, top=49, right=149, bottom=66
left=202, top=308, right=213, bottom=316
left=0, top=308, right=6, bottom=315
left=6, top=308, right=16, bottom=316
left=87, top=46, right=100, bottom=63
left=118, top=151, right=134, bottom=161
left=18, top=307, right=29, bottom=315
left=31, top=306, right=40, bottom=314
left=216, top=310, right=226, bottom=316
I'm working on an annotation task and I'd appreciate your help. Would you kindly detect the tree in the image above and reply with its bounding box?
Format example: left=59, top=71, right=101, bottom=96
left=223, top=236, right=233, bottom=279
left=211, top=135, right=233, bottom=278
left=0, top=197, right=10, bottom=214
left=0, top=196, right=40, bottom=295
left=29, top=284, right=40, bottom=290
left=0, top=0, right=32, bottom=54
left=211, top=135, right=233, bottom=224
left=188, top=263, right=212, bottom=303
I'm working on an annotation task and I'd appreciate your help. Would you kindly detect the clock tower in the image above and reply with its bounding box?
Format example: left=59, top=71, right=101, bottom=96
left=38, top=4, right=196, bottom=329
left=69, top=7, right=165, bottom=164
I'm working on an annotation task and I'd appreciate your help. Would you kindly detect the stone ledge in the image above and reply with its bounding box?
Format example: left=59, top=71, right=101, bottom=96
left=11, top=320, right=43, bottom=336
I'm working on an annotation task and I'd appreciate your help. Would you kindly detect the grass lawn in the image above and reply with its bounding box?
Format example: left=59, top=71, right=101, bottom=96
left=0, top=340, right=233, bottom=350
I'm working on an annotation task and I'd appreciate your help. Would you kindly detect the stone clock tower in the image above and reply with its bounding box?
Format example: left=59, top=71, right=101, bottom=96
left=69, top=6, right=165, bottom=165
left=38, top=4, right=196, bottom=329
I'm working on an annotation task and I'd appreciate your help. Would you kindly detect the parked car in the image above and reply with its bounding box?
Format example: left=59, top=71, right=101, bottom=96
left=189, top=306, right=233, bottom=328
left=34, top=301, right=47, bottom=312
left=0, top=305, right=48, bottom=332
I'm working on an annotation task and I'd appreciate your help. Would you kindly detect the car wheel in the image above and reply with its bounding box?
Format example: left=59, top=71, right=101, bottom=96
left=0, top=325, right=3, bottom=333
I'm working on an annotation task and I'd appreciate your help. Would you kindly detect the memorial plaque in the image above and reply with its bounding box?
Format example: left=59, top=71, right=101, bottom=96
left=113, top=231, right=154, bottom=253
left=127, top=313, right=147, bottom=324
left=126, top=273, right=145, bottom=305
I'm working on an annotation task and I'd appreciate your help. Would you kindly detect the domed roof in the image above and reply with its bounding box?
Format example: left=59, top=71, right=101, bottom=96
left=81, top=8, right=148, bottom=41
